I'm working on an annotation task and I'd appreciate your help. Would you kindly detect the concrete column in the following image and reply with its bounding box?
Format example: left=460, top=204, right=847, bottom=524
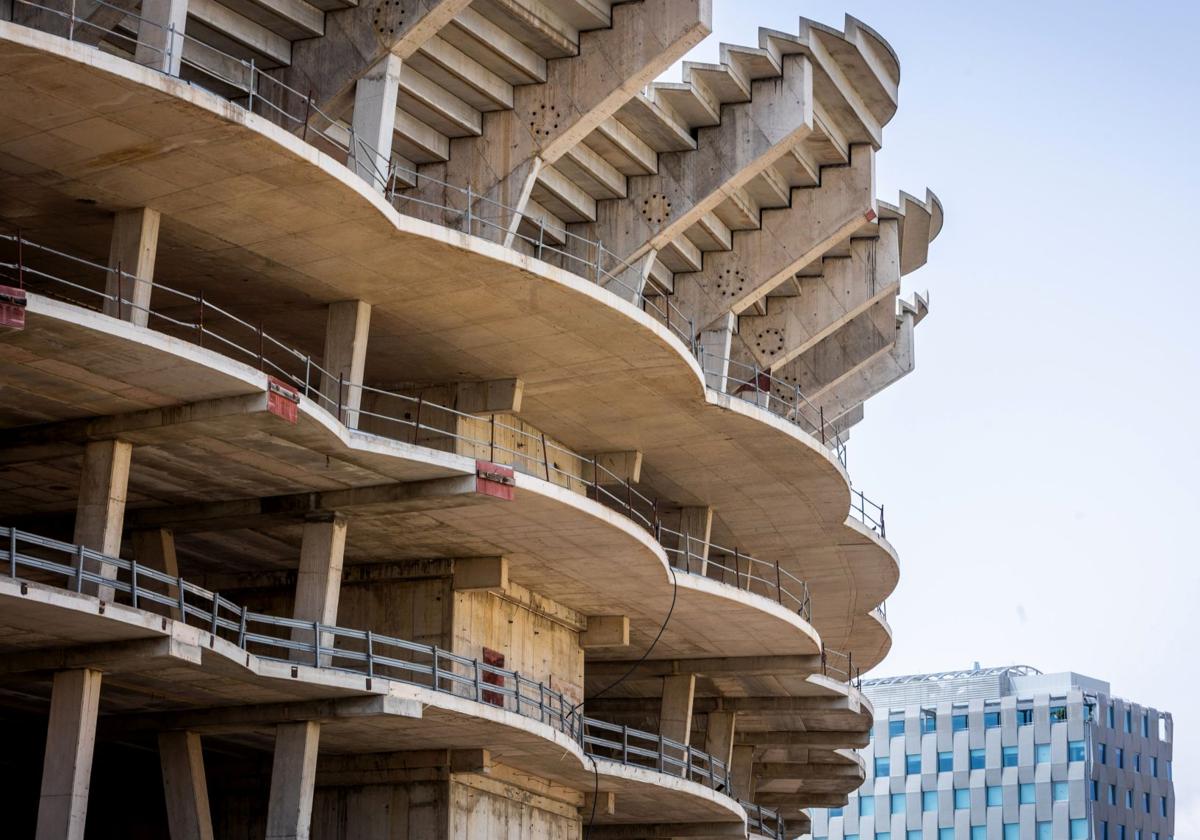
left=600, top=250, right=657, bottom=305
left=290, top=514, right=347, bottom=663
left=660, top=674, right=695, bottom=777
left=730, top=744, right=755, bottom=800
left=35, top=669, right=103, bottom=840
left=135, top=0, right=188, bottom=75
left=132, top=528, right=181, bottom=619
left=705, top=711, right=737, bottom=782
left=158, top=731, right=214, bottom=840
left=675, top=506, right=712, bottom=575
left=74, top=439, right=132, bottom=599
left=319, top=300, right=372, bottom=428
left=266, top=721, right=321, bottom=840
left=699, top=312, right=736, bottom=392
left=351, top=55, right=402, bottom=189
left=104, top=208, right=161, bottom=327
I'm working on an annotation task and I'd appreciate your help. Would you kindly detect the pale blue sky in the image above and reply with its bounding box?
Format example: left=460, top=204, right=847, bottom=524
left=675, top=0, right=1200, bottom=830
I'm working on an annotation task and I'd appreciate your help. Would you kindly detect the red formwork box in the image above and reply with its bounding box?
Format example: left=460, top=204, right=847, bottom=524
left=266, top=376, right=299, bottom=424
left=0, top=285, right=26, bottom=330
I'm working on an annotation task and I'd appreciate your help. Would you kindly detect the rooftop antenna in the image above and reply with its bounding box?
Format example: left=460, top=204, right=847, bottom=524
left=973, top=661, right=981, bottom=670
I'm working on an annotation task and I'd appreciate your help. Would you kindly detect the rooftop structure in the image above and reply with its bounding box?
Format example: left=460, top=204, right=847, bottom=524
left=807, top=668, right=1176, bottom=840
left=0, top=2, right=941, bottom=837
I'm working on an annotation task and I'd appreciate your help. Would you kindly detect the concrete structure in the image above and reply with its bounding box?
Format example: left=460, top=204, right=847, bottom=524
left=806, top=667, right=1176, bottom=840
left=0, top=2, right=942, bottom=837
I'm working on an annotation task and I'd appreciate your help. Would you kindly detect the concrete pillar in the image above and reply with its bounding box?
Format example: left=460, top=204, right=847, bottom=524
left=104, top=208, right=161, bottom=327
left=660, top=674, right=695, bottom=777
left=74, top=439, right=132, bottom=599
left=730, top=744, right=755, bottom=800
left=705, top=711, right=737, bottom=781
left=699, top=312, right=736, bottom=392
left=290, top=514, right=347, bottom=663
left=319, top=300, right=372, bottom=428
left=266, top=721, right=321, bottom=840
left=35, top=669, right=103, bottom=840
left=158, top=731, right=214, bottom=840
left=132, top=528, right=181, bottom=619
left=600, top=250, right=657, bottom=306
left=675, top=506, right=712, bottom=575
left=135, top=0, right=188, bottom=75
left=351, top=55, right=402, bottom=189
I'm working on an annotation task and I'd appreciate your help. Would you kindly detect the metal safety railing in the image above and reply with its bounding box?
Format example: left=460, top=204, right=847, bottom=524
left=657, top=523, right=811, bottom=621
left=742, top=801, right=786, bottom=839
left=696, top=346, right=848, bottom=466
left=582, top=717, right=729, bottom=792
left=849, top=488, right=885, bottom=538
left=3, top=4, right=870, bottom=456
left=821, top=646, right=861, bottom=690
left=1, top=525, right=746, bottom=794
left=0, top=232, right=823, bottom=625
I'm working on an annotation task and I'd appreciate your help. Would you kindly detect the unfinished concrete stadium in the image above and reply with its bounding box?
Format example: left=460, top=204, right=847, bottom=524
left=0, top=0, right=942, bottom=837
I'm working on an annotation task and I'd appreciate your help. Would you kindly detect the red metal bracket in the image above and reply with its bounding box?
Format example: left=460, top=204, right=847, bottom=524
left=864, top=208, right=878, bottom=222
left=476, top=460, right=515, bottom=501
left=266, top=376, right=299, bottom=424
left=0, top=285, right=27, bottom=330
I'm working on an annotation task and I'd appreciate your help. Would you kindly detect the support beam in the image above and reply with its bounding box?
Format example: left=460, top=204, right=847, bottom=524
left=320, top=299, right=372, bottom=425
left=735, top=729, right=870, bottom=749
left=676, top=144, right=876, bottom=331
left=266, top=721, right=321, bottom=840
left=158, top=731, right=214, bottom=840
left=755, top=761, right=865, bottom=780
left=586, top=824, right=745, bottom=839
left=290, top=514, right=347, bottom=662
left=729, top=744, right=755, bottom=800
left=351, top=56, right=403, bottom=188
left=103, top=208, right=161, bottom=328
left=698, top=312, right=735, bottom=391
left=74, top=439, right=132, bottom=598
left=35, top=669, right=103, bottom=840
left=135, top=0, right=188, bottom=75
left=0, top=637, right=201, bottom=677
left=451, top=555, right=507, bottom=594
left=668, top=506, right=712, bottom=573
left=105, top=696, right=422, bottom=735
left=590, top=694, right=864, bottom=715
left=588, top=450, right=643, bottom=484
left=418, top=0, right=710, bottom=242
left=582, top=791, right=616, bottom=818
left=582, top=54, right=814, bottom=264
left=584, top=654, right=823, bottom=682
left=132, top=528, right=181, bottom=619
left=579, top=615, right=630, bottom=650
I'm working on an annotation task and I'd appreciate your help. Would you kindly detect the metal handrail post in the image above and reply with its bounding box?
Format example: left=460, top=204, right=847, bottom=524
left=74, top=544, right=85, bottom=592
left=247, top=59, right=256, bottom=113
left=196, top=290, right=204, bottom=347
left=313, top=620, right=321, bottom=666
left=210, top=592, right=220, bottom=635
left=237, top=605, right=248, bottom=647
left=176, top=575, right=186, bottom=620
left=465, top=184, right=473, bottom=234
left=9, top=528, right=16, bottom=578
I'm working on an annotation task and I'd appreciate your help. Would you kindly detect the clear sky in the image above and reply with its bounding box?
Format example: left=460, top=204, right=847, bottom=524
left=674, top=0, right=1199, bottom=831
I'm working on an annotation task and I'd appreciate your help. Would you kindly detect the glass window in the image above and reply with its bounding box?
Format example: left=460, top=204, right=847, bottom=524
left=1017, top=708, right=1033, bottom=725
left=1091, top=780, right=1099, bottom=801
left=939, top=829, right=954, bottom=840
left=1005, top=825, right=1020, bottom=840
left=1168, top=759, right=1173, bottom=780
left=953, top=713, right=968, bottom=732
left=875, top=756, right=890, bottom=776
left=859, top=795, right=875, bottom=816
left=1038, top=822, right=1053, bottom=840
left=923, top=791, right=937, bottom=812
left=907, top=754, right=921, bottom=774
left=984, top=711, right=1000, bottom=729
left=1084, top=702, right=1095, bottom=722
left=1125, top=790, right=1132, bottom=809
left=1161, top=796, right=1168, bottom=816
left=938, top=751, right=953, bottom=772
left=1119, top=827, right=1127, bottom=840
left=1068, top=740, right=1086, bottom=762
left=1142, top=713, right=1150, bottom=737
left=1116, top=747, right=1124, bottom=769
left=970, top=748, right=985, bottom=769
left=1053, top=781, right=1069, bottom=801
left=1071, top=820, right=1089, bottom=840
left=878, top=834, right=890, bottom=840
left=1143, top=792, right=1150, bottom=812
left=1125, top=709, right=1132, bottom=732
left=1099, top=743, right=1107, bottom=764
left=1107, top=785, right=1116, bottom=805
left=1133, top=753, right=1140, bottom=772
left=922, top=711, right=937, bottom=733
left=972, top=828, right=987, bottom=840
left=890, top=719, right=905, bottom=738
left=1107, top=704, right=1114, bottom=728
left=1002, top=746, right=1018, bottom=767
left=1100, top=821, right=1108, bottom=840
left=891, top=793, right=906, bottom=814
left=1020, top=783, right=1035, bottom=804
left=1035, top=743, right=1051, bottom=764
left=907, top=831, right=921, bottom=840
left=1050, top=705, right=1067, bottom=723
left=1151, top=756, right=1159, bottom=777
left=955, top=788, right=970, bottom=809
left=829, top=807, right=843, bottom=817
left=987, top=785, right=1002, bottom=806
left=846, top=836, right=859, bottom=840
